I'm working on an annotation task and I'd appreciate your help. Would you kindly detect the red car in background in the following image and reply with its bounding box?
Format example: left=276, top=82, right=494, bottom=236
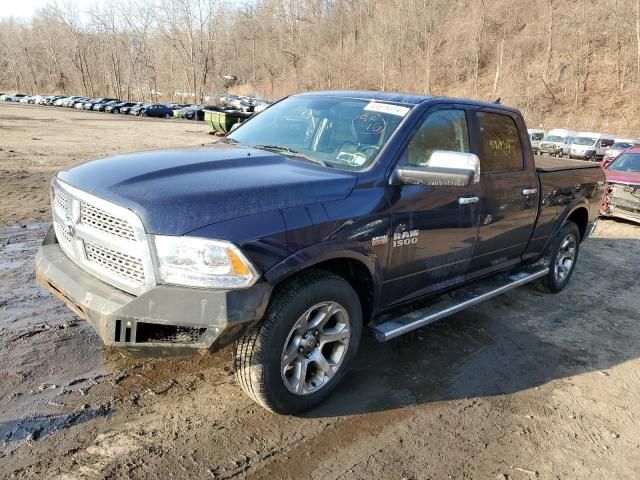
left=600, top=148, right=640, bottom=224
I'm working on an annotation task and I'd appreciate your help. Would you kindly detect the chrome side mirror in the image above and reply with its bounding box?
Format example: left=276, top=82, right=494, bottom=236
left=392, top=151, right=481, bottom=187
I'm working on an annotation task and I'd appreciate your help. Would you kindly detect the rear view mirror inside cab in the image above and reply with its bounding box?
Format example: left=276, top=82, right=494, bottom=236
left=392, top=150, right=480, bottom=187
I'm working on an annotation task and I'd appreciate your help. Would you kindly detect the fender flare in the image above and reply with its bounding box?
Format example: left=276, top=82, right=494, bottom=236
left=264, top=240, right=383, bottom=309
left=543, top=200, right=590, bottom=255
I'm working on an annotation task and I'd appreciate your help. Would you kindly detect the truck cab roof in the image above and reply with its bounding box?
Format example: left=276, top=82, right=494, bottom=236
left=295, top=90, right=519, bottom=113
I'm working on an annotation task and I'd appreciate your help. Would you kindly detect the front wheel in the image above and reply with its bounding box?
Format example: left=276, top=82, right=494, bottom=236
left=543, top=221, right=580, bottom=293
left=234, top=271, right=362, bottom=414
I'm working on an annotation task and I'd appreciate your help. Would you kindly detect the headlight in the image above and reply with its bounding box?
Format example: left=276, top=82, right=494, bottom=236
left=153, top=236, right=259, bottom=289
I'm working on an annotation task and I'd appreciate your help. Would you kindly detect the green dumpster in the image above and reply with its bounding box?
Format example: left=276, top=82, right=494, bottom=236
left=205, top=109, right=252, bottom=135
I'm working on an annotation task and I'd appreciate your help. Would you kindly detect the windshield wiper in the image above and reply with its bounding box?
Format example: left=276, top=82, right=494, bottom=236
left=218, top=137, right=239, bottom=144
left=253, top=144, right=326, bottom=167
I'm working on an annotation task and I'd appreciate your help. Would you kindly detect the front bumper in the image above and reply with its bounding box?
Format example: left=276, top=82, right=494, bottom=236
left=600, top=183, right=640, bottom=225
left=36, top=235, right=271, bottom=355
left=539, top=144, right=562, bottom=155
left=570, top=149, right=595, bottom=159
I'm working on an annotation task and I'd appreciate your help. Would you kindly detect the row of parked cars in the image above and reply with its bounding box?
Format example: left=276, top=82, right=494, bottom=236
left=528, top=128, right=640, bottom=165
left=527, top=128, right=640, bottom=225
left=0, top=92, right=270, bottom=121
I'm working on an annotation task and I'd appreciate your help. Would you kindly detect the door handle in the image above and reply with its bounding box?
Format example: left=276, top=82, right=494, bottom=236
left=458, top=196, right=480, bottom=205
left=522, top=187, right=538, bottom=196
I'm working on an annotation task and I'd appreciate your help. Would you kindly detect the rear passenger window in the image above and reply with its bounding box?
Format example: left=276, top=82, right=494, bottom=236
left=477, top=112, right=523, bottom=172
left=406, top=109, right=469, bottom=166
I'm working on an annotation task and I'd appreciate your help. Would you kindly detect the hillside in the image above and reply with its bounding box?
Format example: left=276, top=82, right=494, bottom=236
left=1, top=0, right=639, bottom=136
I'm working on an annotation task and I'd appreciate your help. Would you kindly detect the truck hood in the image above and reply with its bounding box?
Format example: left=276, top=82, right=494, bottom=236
left=58, top=144, right=357, bottom=235
left=605, top=169, right=640, bottom=185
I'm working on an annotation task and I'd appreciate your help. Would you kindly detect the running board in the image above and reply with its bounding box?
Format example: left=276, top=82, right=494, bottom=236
left=373, top=267, right=549, bottom=342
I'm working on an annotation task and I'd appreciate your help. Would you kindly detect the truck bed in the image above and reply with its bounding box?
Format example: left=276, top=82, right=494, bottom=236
left=535, top=156, right=602, bottom=172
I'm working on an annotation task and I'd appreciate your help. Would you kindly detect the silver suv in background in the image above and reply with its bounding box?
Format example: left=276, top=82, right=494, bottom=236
left=538, top=128, right=577, bottom=157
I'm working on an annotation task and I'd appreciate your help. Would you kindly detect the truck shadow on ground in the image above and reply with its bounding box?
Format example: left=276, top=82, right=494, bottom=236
left=305, top=236, right=640, bottom=418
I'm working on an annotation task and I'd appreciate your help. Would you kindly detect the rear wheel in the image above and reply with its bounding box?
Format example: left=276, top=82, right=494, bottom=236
left=234, top=271, right=362, bottom=414
left=543, top=221, right=580, bottom=293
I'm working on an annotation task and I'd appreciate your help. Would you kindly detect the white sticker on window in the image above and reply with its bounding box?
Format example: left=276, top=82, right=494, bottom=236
left=336, top=152, right=367, bottom=166
left=363, top=102, right=410, bottom=117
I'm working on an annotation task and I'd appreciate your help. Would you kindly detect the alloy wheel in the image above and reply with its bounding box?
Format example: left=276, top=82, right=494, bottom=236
left=280, top=301, right=351, bottom=395
left=554, top=233, right=577, bottom=283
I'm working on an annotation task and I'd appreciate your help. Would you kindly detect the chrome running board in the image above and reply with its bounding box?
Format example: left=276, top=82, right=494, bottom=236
left=373, top=267, right=549, bottom=342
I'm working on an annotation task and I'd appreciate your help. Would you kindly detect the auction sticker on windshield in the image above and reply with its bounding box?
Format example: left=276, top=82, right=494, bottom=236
left=364, top=102, right=410, bottom=117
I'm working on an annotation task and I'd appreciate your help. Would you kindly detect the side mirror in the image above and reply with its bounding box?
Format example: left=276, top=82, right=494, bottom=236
left=392, top=151, right=480, bottom=187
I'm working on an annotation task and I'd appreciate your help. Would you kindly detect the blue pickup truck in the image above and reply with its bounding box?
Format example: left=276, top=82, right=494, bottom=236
left=36, top=91, right=605, bottom=413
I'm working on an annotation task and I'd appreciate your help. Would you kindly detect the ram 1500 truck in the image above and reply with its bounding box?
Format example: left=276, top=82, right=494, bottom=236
left=36, top=91, right=605, bottom=414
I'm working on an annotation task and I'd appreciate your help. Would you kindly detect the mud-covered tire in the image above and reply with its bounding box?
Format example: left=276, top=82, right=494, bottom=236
left=543, top=221, right=581, bottom=293
left=233, top=270, right=362, bottom=414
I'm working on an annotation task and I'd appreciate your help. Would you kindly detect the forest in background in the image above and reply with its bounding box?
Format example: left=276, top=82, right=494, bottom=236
left=1, top=0, right=640, bottom=136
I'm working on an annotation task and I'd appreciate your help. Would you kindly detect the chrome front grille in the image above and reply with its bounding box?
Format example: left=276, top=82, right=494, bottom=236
left=609, top=183, right=640, bottom=206
left=84, top=242, right=145, bottom=283
left=80, top=203, right=136, bottom=241
left=51, top=179, right=155, bottom=295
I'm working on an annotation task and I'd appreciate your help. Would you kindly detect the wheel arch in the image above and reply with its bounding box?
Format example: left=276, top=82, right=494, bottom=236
left=264, top=243, right=381, bottom=322
left=566, top=206, right=589, bottom=240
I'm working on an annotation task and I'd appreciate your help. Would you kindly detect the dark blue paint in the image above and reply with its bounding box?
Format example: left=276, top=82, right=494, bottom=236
left=55, top=92, right=605, bottom=322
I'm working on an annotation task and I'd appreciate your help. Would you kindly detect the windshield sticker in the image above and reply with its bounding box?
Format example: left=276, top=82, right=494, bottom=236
left=364, top=102, right=410, bottom=117
left=336, top=151, right=367, bottom=166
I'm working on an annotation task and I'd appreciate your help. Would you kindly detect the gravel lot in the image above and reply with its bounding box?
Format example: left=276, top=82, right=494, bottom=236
left=1, top=103, right=640, bottom=479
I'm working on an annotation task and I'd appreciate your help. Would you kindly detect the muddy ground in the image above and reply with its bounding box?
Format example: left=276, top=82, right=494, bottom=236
left=1, top=103, right=640, bottom=479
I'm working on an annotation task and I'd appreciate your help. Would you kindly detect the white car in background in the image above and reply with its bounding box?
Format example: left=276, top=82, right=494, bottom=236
left=569, top=132, right=615, bottom=161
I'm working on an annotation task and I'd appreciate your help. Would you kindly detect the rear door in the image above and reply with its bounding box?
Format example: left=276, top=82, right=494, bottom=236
left=468, top=109, right=539, bottom=277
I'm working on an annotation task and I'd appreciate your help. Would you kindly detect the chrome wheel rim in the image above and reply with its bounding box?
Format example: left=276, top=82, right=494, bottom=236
left=281, top=301, right=351, bottom=396
left=554, top=233, right=577, bottom=282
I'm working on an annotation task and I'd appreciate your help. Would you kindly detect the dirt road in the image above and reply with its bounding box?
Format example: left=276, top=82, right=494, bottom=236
left=1, top=103, right=640, bottom=479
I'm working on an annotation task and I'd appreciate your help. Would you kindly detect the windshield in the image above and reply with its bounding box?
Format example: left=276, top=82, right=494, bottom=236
left=544, top=135, right=564, bottom=143
left=226, top=96, right=411, bottom=171
left=611, top=142, right=632, bottom=150
left=608, top=153, right=640, bottom=172
left=573, top=136, right=596, bottom=146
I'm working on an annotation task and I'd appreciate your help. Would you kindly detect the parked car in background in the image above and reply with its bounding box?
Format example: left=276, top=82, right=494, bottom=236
left=528, top=128, right=545, bottom=154
left=139, top=103, right=174, bottom=118
left=600, top=148, right=640, bottom=224
left=82, top=98, right=118, bottom=110
left=119, top=102, right=142, bottom=115
left=174, top=104, right=204, bottom=120
left=55, top=96, right=74, bottom=106
left=106, top=101, right=135, bottom=113
left=68, top=97, right=90, bottom=108
left=93, top=100, right=121, bottom=112
left=538, top=129, right=577, bottom=157
left=3, top=93, right=27, bottom=102
left=569, top=132, right=615, bottom=161
left=19, top=96, right=33, bottom=103
left=47, top=96, right=67, bottom=105
left=129, top=103, right=152, bottom=116
left=601, top=138, right=640, bottom=168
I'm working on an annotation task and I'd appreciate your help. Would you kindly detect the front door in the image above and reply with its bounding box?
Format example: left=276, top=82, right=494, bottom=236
left=382, top=107, right=481, bottom=307
left=468, top=109, right=539, bottom=276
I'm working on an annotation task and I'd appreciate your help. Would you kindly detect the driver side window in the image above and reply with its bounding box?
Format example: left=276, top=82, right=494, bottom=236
left=406, top=109, right=470, bottom=166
